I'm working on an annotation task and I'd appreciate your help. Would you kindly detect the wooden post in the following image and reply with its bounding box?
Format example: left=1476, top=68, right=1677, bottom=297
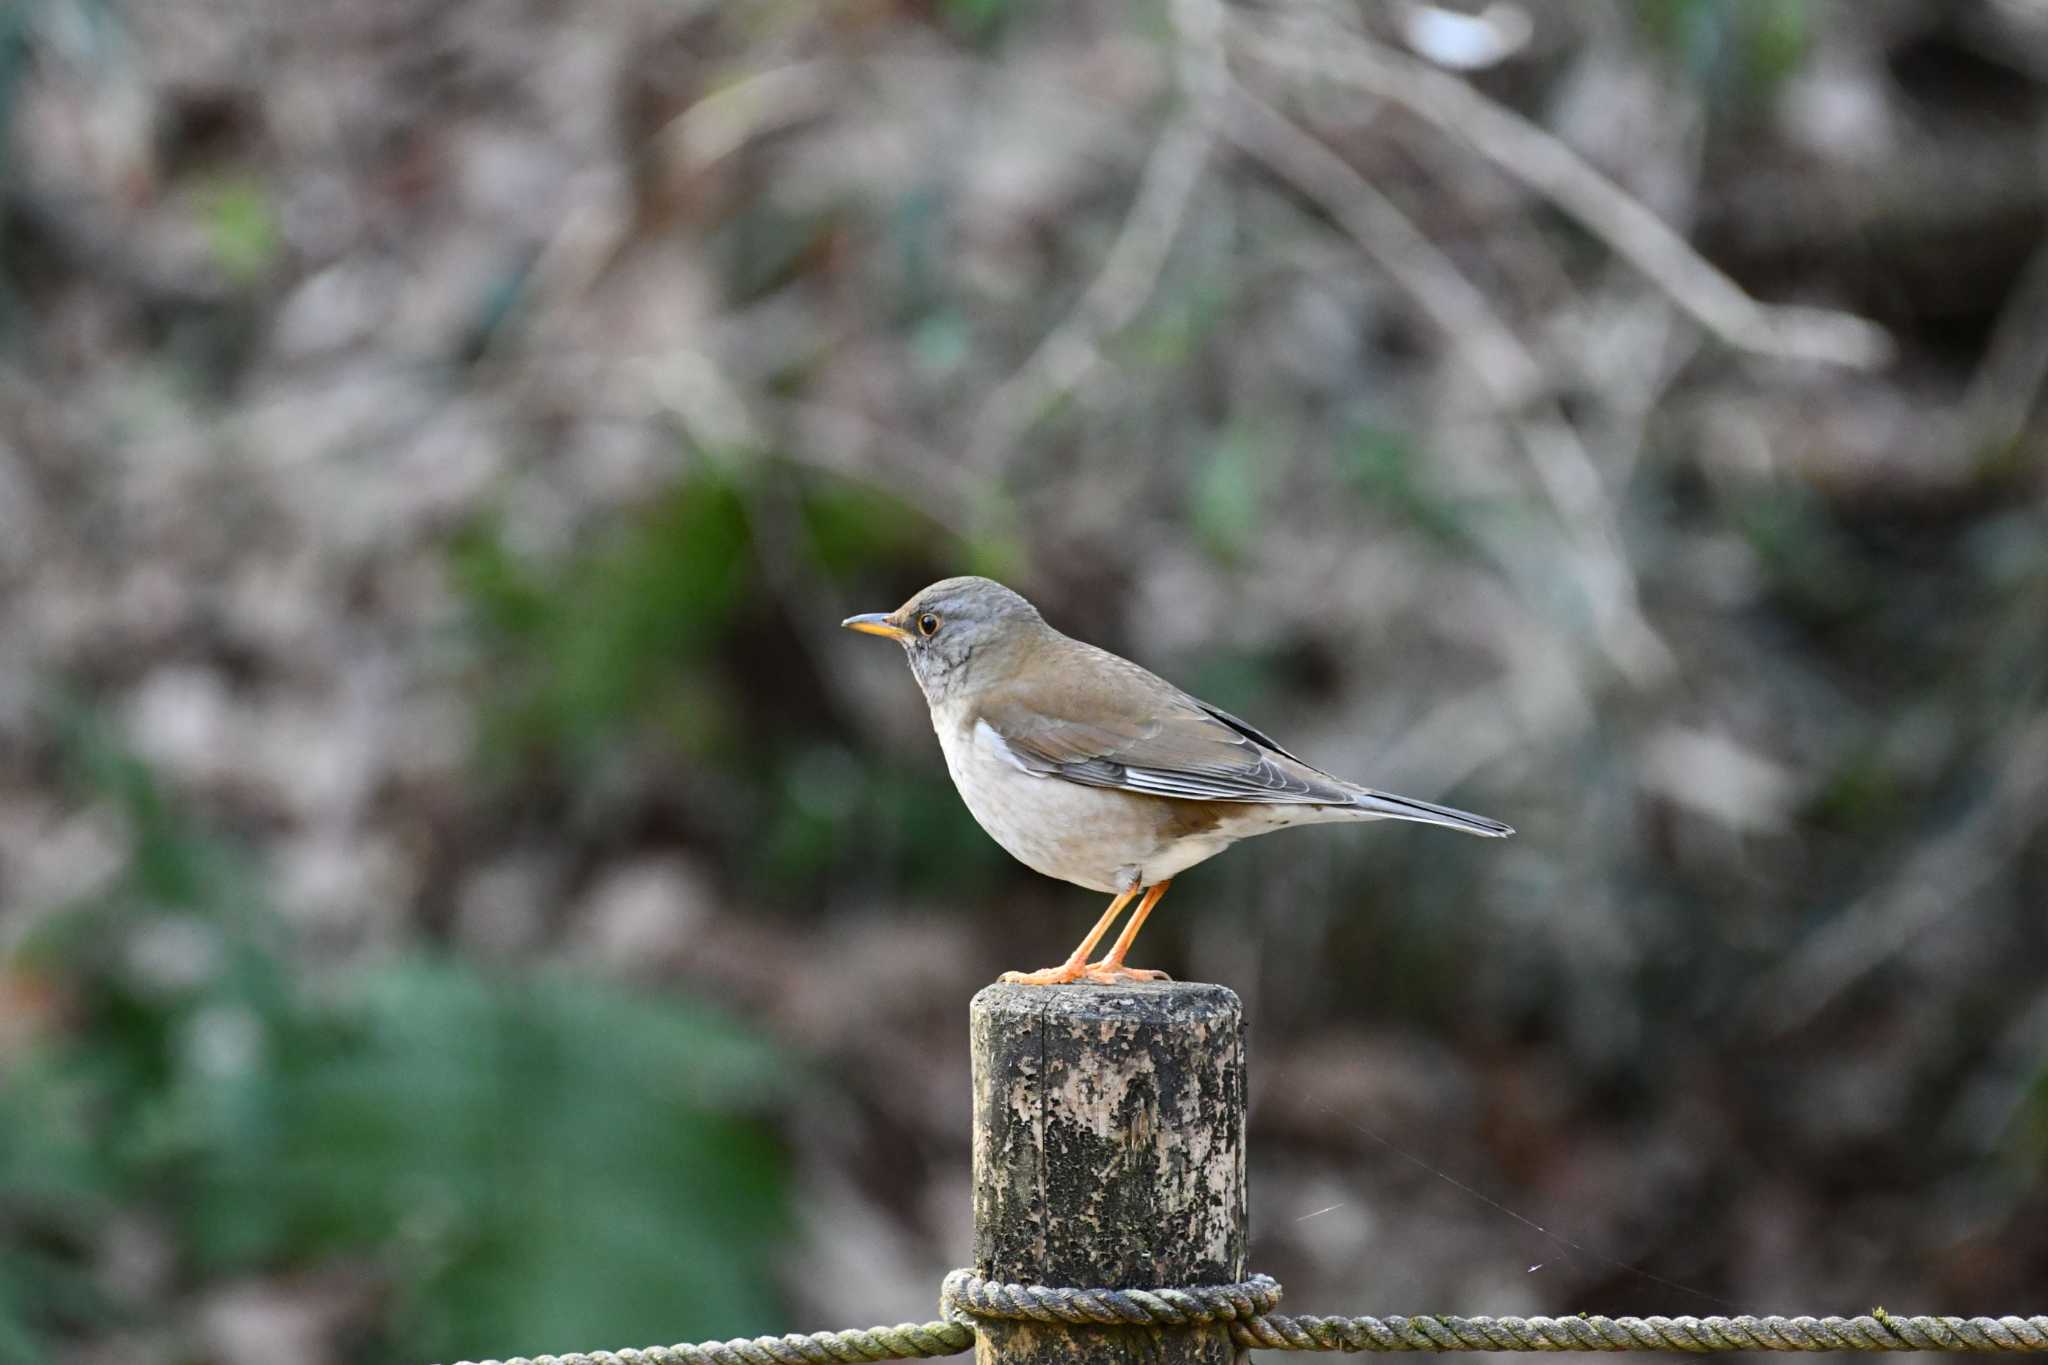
left=970, top=981, right=1247, bottom=1365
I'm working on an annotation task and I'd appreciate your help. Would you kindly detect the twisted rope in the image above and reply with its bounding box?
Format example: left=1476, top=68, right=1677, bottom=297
left=446, top=1273, right=2048, bottom=1363
left=444, top=1319, right=971, bottom=1365
left=940, top=1269, right=1282, bottom=1327
left=1234, top=1311, right=2048, bottom=1353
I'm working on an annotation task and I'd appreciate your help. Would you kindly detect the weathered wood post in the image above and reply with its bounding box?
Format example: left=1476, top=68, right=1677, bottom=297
left=970, top=981, right=1247, bottom=1365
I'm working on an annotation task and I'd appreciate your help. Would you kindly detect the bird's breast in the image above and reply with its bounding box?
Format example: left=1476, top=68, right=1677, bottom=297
left=929, top=708, right=1206, bottom=894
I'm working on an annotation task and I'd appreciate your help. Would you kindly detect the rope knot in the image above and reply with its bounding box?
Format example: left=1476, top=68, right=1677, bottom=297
left=940, top=1270, right=1282, bottom=1331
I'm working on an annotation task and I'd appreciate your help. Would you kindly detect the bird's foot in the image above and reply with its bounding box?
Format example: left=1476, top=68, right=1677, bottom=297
left=999, top=962, right=1092, bottom=986
left=1078, top=962, right=1171, bottom=984
left=997, top=961, right=1173, bottom=985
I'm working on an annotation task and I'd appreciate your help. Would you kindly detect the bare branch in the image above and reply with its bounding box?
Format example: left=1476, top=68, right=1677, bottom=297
left=1960, top=233, right=2048, bottom=457
left=1232, top=15, right=1895, bottom=371
left=1742, top=717, right=2048, bottom=1036
left=659, top=60, right=842, bottom=174
left=1224, top=83, right=1543, bottom=408
left=968, top=0, right=1228, bottom=469
left=1226, top=84, right=1671, bottom=683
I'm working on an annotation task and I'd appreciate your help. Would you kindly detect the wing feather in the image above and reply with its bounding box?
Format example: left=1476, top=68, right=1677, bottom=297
left=973, top=643, right=1355, bottom=805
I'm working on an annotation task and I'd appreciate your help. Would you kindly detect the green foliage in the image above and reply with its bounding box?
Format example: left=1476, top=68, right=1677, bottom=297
left=1190, top=428, right=1266, bottom=561
left=1637, top=0, right=1812, bottom=98
left=1, top=714, right=791, bottom=1362
left=1729, top=484, right=1868, bottom=620
left=193, top=962, right=789, bottom=1361
left=1339, top=426, right=1493, bottom=559
left=445, top=460, right=1010, bottom=901
left=449, top=474, right=754, bottom=767
left=2022, top=1071, right=2048, bottom=1176
left=201, top=178, right=282, bottom=282
left=1125, top=280, right=1232, bottom=370
left=908, top=312, right=971, bottom=380
left=451, top=464, right=969, bottom=773
left=935, top=0, right=1017, bottom=45
left=961, top=530, right=1027, bottom=586
left=0, top=1057, right=110, bottom=1364
left=1182, top=649, right=1285, bottom=723
left=801, top=482, right=943, bottom=579
left=752, top=755, right=1008, bottom=895
left=1806, top=742, right=1910, bottom=833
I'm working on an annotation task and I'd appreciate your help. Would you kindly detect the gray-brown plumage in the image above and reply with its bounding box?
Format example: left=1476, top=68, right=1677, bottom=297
left=844, top=576, right=1511, bottom=984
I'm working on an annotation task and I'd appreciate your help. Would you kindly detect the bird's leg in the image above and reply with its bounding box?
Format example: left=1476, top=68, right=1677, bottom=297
left=1082, top=879, right=1173, bottom=983
left=999, top=888, right=1138, bottom=986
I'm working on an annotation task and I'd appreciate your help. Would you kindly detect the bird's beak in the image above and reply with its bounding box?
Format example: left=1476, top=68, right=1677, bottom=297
left=842, top=611, right=912, bottom=642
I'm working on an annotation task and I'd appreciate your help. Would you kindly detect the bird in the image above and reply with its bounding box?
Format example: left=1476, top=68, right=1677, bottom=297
left=842, top=576, right=1512, bottom=985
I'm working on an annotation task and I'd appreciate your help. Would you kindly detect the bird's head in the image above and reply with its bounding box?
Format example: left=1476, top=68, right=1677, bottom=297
left=842, top=576, right=1045, bottom=704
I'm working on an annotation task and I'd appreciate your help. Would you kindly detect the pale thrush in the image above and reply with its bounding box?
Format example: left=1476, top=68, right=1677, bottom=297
left=844, top=576, right=1511, bottom=984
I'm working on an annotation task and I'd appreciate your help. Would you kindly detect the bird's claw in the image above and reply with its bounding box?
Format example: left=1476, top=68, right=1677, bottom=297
left=1081, top=962, right=1171, bottom=984
left=1000, top=963, right=1091, bottom=985
left=998, top=962, right=1172, bottom=986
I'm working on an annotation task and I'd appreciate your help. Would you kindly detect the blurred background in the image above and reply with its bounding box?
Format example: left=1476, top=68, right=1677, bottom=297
left=3, top=0, right=2047, bottom=1361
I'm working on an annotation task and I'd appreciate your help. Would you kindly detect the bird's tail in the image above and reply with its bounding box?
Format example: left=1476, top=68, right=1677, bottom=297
left=1342, top=786, right=1514, bottom=837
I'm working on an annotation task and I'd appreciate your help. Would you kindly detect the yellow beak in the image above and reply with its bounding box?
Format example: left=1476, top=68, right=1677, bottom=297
left=842, top=612, right=912, bottom=642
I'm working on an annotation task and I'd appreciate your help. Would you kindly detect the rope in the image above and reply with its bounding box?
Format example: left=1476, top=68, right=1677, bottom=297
left=1234, top=1311, right=2048, bottom=1353
left=443, top=1320, right=972, bottom=1365
left=445, top=1273, right=2048, bottom=1363
left=940, top=1269, right=1283, bottom=1327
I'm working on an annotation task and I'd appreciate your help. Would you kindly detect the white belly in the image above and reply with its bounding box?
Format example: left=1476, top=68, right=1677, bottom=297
left=931, top=710, right=1237, bottom=893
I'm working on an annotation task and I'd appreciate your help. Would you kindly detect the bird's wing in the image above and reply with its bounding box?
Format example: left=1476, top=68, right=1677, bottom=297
left=972, top=644, right=1355, bottom=805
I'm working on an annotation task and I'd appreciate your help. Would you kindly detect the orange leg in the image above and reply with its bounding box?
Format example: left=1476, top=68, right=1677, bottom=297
left=1000, top=887, right=1138, bottom=986
left=1082, top=879, right=1173, bottom=983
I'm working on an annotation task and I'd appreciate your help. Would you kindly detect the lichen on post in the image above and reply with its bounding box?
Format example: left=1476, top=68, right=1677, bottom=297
left=970, top=981, right=1248, bottom=1365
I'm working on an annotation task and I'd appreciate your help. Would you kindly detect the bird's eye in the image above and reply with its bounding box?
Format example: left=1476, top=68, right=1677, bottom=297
left=917, top=612, right=941, bottom=637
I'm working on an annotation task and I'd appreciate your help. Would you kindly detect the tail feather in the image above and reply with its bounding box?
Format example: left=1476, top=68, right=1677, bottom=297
left=1345, top=787, right=1514, bottom=838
